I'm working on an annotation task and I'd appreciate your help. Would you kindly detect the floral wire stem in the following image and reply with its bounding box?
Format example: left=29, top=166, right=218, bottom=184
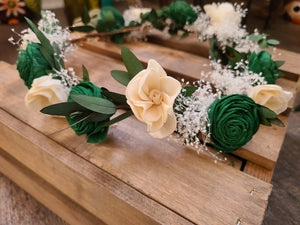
left=47, top=113, right=92, bottom=136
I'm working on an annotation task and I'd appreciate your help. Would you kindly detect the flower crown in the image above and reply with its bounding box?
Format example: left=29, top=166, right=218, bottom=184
left=11, top=3, right=293, bottom=158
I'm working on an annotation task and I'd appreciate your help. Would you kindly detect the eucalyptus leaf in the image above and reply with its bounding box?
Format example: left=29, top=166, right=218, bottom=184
left=82, top=6, right=91, bottom=24
left=258, top=105, right=277, bottom=119
left=25, top=17, right=54, bottom=56
left=111, top=70, right=132, bottom=86
left=258, top=39, right=267, bottom=48
left=267, top=39, right=280, bottom=45
left=182, top=86, right=198, bottom=97
left=82, top=65, right=90, bottom=82
left=275, top=61, right=285, bottom=68
left=41, top=102, right=86, bottom=116
left=52, top=42, right=64, bottom=69
left=180, top=32, right=189, bottom=40
left=103, top=110, right=133, bottom=127
left=248, top=34, right=265, bottom=41
left=39, top=45, right=55, bottom=69
left=121, top=47, right=144, bottom=77
left=71, top=25, right=95, bottom=33
left=70, top=93, right=116, bottom=115
left=83, top=112, right=112, bottom=122
left=269, top=118, right=285, bottom=127
left=102, top=89, right=128, bottom=105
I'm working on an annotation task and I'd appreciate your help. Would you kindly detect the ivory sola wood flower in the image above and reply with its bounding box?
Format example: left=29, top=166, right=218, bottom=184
left=126, top=59, right=181, bottom=138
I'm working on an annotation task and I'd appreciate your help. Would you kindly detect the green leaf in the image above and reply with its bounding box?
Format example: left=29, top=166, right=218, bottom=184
left=52, top=42, right=64, bottom=69
left=258, top=39, right=267, bottom=48
left=71, top=25, right=95, bottom=33
left=258, top=105, right=277, bottom=119
left=278, top=71, right=285, bottom=77
left=25, top=17, right=54, bottom=56
left=267, top=39, right=280, bottom=45
left=103, top=110, right=133, bottom=127
left=275, top=61, right=285, bottom=68
left=82, top=6, right=91, bottom=24
left=121, top=47, right=144, bottom=77
left=180, top=32, right=189, bottom=40
left=70, top=93, right=116, bottom=115
left=248, top=34, right=265, bottom=41
left=182, top=86, right=197, bottom=97
left=111, top=70, right=132, bottom=86
left=102, top=89, right=128, bottom=105
left=83, top=112, right=112, bottom=122
left=39, top=45, right=56, bottom=69
left=269, top=118, right=285, bottom=127
left=40, top=102, right=86, bottom=116
left=82, top=65, right=90, bottom=82
left=294, top=104, right=300, bottom=111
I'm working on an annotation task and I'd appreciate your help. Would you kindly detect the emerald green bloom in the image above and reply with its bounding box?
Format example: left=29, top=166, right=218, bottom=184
left=208, top=94, right=260, bottom=153
left=16, top=42, right=52, bottom=89
left=169, top=1, right=198, bottom=27
left=248, top=51, right=283, bottom=84
left=66, top=82, right=109, bottom=143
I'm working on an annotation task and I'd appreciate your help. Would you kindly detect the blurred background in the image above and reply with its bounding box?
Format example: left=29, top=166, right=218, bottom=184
left=0, top=0, right=299, bottom=224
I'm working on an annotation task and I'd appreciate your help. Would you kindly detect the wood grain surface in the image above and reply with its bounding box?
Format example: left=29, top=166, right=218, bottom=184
left=147, top=30, right=300, bottom=79
left=0, top=48, right=273, bottom=225
left=0, top=170, right=67, bottom=225
left=74, top=40, right=297, bottom=169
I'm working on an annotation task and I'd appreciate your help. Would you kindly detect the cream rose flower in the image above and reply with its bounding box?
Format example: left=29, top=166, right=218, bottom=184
left=126, top=59, right=181, bottom=138
left=248, top=84, right=293, bottom=114
left=123, top=7, right=151, bottom=26
left=204, top=2, right=241, bottom=27
left=25, top=76, right=70, bottom=112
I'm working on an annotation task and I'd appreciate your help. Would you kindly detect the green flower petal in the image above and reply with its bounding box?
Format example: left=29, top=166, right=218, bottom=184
left=66, top=82, right=110, bottom=143
left=169, top=1, right=197, bottom=27
left=16, top=43, right=52, bottom=89
left=248, top=51, right=281, bottom=84
left=208, top=94, right=260, bottom=153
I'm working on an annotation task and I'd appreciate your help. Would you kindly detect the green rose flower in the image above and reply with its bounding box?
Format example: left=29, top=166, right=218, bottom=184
left=208, top=94, right=260, bottom=153
left=248, top=51, right=283, bottom=84
left=16, top=42, right=52, bottom=89
left=66, top=82, right=109, bottom=143
left=169, top=1, right=198, bottom=27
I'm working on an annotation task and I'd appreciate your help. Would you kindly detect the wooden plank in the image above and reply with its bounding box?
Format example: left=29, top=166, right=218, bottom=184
left=78, top=38, right=211, bottom=81
left=71, top=44, right=292, bottom=169
left=0, top=109, right=194, bottom=225
left=234, top=115, right=288, bottom=170
left=243, top=161, right=274, bottom=183
left=0, top=148, right=102, bottom=225
left=147, top=31, right=300, bottom=78
left=0, top=57, right=273, bottom=224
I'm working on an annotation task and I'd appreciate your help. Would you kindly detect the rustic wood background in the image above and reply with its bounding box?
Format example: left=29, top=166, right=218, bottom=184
left=0, top=2, right=299, bottom=224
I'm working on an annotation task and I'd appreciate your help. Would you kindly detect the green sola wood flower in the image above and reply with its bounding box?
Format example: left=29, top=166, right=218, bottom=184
left=169, top=1, right=198, bottom=27
left=208, top=94, right=260, bottom=153
left=248, top=51, right=284, bottom=84
left=66, top=82, right=109, bottom=143
left=16, top=42, right=52, bottom=89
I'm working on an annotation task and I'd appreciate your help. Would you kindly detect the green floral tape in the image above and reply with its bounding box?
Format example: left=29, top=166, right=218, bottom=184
left=208, top=94, right=260, bottom=153
left=66, top=82, right=109, bottom=143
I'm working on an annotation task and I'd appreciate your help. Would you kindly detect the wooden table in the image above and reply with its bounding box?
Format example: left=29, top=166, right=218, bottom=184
left=0, top=36, right=299, bottom=225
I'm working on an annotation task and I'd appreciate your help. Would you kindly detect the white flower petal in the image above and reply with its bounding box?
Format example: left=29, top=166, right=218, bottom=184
left=147, top=59, right=167, bottom=77
left=149, top=113, right=177, bottom=138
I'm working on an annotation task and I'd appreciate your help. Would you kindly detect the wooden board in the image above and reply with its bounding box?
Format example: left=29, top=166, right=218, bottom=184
left=147, top=30, right=300, bottom=79
left=76, top=40, right=297, bottom=169
left=0, top=49, right=274, bottom=225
